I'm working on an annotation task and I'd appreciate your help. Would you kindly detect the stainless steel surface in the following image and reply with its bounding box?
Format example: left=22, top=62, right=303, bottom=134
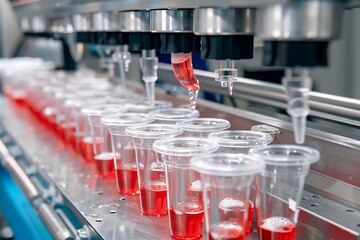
left=91, top=11, right=118, bottom=32
left=158, top=63, right=360, bottom=122
left=150, top=9, right=194, bottom=33
left=119, top=10, right=150, bottom=32
left=1, top=92, right=360, bottom=239
left=193, top=7, right=255, bottom=35
left=257, top=0, right=344, bottom=40
left=50, top=16, right=73, bottom=33
left=0, top=140, right=39, bottom=200
left=37, top=203, right=73, bottom=240
left=72, top=13, right=91, bottom=32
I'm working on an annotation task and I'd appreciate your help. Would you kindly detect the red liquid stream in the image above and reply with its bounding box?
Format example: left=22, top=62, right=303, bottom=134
left=79, top=136, right=103, bottom=163
left=140, top=181, right=167, bottom=216
left=115, top=164, right=139, bottom=196
left=169, top=200, right=204, bottom=239
left=94, top=152, right=115, bottom=179
left=209, top=221, right=244, bottom=240
left=171, top=54, right=199, bottom=91
left=258, top=217, right=296, bottom=240
left=219, top=198, right=254, bottom=235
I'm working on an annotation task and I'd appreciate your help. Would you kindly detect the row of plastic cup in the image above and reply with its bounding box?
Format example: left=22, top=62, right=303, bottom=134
left=1, top=66, right=320, bottom=240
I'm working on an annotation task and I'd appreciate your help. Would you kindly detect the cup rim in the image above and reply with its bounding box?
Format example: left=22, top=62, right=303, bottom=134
left=180, top=118, right=231, bottom=132
left=125, top=124, right=183, bottom=139
left=208, top=130, right=273, bottom=148
left=153, top=137, right=219, bottom=157
left=250, top=124, right=280, bottom=135
left=248, top=144, right=320, bottom=166
left=152, top=108, right=200, bottom=122
left=190, top=153, right=264, bottom=177
left=102, top=112, right=154, bottom=128
left=81, top=104, right=128, bottom=116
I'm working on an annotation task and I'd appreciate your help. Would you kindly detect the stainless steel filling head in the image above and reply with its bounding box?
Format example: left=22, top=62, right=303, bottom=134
left=194, top=7, right=255, bottom=35
left=256, top=0, right=344, bottom=40
left=150, top=9, right=193, bottom=33
left=72, top=13, right=91, bottom=32
left=31, top=15, right=48, bottom=33
left=20, top=17, right=31, bottom=32
left=90, top=11, right=119, bottom=32
left=119, top=10, right=150, bottom=32
left=50, top=16, right=73, bottom=33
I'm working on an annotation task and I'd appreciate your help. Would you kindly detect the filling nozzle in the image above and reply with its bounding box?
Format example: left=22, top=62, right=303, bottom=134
left=140, top=49, right=158, bottom=106
left=215, top=59, right=238, bottom=95
left=282, top=68, right=312, bottom=144
left=112, top=45, right=132, bottom=90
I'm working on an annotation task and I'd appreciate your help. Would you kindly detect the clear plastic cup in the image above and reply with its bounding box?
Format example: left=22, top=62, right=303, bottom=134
left=153, top=138, right=219, bottom=240
left=251, top=125, right=280, bottom=143
left=209, top=131, right=273, bottom=154
left=80, top=104, right=128, bottom=166
left=125, top=124, right=183, bottom=216
left=208, top=130, right=273, bottom=235
left=180, top=118, right=231, bottom=138
left=190, top=153, right=264, bottom=240
left=101, top=113, right=154, bottom=195
left=127, top=100, right=172, bottom=113
left=152, top=108, right=200, bottom=124
left=249, top=145, right=320, bottom=240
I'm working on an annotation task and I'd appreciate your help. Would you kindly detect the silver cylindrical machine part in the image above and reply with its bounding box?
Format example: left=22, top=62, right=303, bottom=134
left=150, top=9, right=193, bottom=33
left=72, top=13, right=91, bottom=32
left=257, top=0, right=344, bottom=40
left=91, top=11, right=118, bottom=32
left=194, top=7, right=255, bottom=35
left=31, top=15, right=48, bottom=33
left=119, top=10, right=150, bottom=32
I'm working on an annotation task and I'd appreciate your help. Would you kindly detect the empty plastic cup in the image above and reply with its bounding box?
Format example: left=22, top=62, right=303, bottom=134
left=209, top=131, right=273, bottom=154
left=190, top=153, right=264, bottom=240
left=249, top=145, right=320, bottom=240
left=251, top=125, right=280, bottom=142
left=152, top=108, right=200, bottom=124
left=101, top=113, right=154, bottom=195
left=153, top=137, right=219, bottom=240
left=126, top=124, right=183, bottom=216
left=180, top=118, right=231, bottom=138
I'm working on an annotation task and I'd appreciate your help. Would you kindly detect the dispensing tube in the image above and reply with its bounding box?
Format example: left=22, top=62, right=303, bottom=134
left=282, top=68, right=312, bottom=144
left=215, top=59, right=238, bottom=95
left=171, top=52, right=200, bottom=110
left=113, top=45, right=131, bottom=90
left=140, top=49, right=158, bottom=106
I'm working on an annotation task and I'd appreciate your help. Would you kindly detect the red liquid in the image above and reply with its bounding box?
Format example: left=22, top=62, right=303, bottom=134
left=94, top=152, right=115, bottom=179
left=6, top=89, right=27, bottom=105
left=219, top=198, right=254, bottom=235
left=169, top=200, right=204, bottom=239
left=79, top=136, right=104, bottom=163
left=140, top=181, right=167, bottom=216
left=115, top=164, right=139, bottom=196
left=209, top=221, right=244, bottom=240
left=171, top=53, right=199, bottom=91
left=258, top=217, right=296, bottom=240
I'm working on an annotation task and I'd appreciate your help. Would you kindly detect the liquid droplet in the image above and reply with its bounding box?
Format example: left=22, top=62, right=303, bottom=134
left=189, top=89, right=199, bottom=110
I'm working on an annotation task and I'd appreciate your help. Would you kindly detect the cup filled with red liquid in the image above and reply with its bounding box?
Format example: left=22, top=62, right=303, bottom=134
left=190, top=153, right=264, bottom=240
left=125, top=124, right=183, bottom=216
left=208, top=130, right=273, bottom=235
left=80, top=104, right=127, bottom=165
left=153, top=138, right=219, bottom=240
left=151, top=107, right=199, bottom=124
left=249, top=145, right=320, bottom=240
left=180, top=118, right=231, bottom=138
left=101, top=113, right=154, bottom=196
